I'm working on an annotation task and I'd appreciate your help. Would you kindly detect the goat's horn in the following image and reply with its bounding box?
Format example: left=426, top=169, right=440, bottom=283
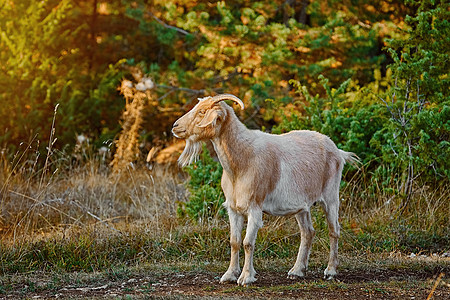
left=211, top=94, right=245, bottom=110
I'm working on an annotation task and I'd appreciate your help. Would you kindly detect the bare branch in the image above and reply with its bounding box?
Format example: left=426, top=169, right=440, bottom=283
left=404, top=77, right=411, bottom=114
left=392, top=77, right=398, bottom=104
left=147, top=12, right=191, bottom=36
left=417, top=80, right=427, bottom=112
left=157, top=89, right=175, bottom=101
left=378, top=95, right=396, bottom=119
left=156, top=84, right=206, bottom=95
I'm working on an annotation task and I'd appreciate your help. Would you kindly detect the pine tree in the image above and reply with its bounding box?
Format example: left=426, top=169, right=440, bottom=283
left=381, top=0, right=450, bottom=204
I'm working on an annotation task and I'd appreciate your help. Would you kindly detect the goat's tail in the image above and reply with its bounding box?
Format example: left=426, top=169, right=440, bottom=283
left=339, top=150, right=361, bottom=168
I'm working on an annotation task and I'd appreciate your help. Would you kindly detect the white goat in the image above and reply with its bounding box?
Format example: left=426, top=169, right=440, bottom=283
left=172, top=94, right=359, bottom=286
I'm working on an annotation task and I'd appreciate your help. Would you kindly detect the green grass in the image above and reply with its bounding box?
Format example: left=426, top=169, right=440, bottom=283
left=1, top=214, right=449, bottom=276
left=0, top=151, right=448, bottom=298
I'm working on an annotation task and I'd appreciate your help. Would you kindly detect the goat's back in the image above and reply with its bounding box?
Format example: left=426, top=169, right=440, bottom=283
left=255, top=129, right=342, bottom=163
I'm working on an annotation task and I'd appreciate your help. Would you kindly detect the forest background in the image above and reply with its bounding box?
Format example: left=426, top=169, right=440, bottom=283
left=0, top=0, right=449, bottom=298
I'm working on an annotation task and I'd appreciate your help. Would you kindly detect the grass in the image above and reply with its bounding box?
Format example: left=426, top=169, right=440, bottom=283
left=0, top=189, right=448, bottom=275
left=0, top=144, right=449, bottom=298
left=1, top=156, right=449, bottom=265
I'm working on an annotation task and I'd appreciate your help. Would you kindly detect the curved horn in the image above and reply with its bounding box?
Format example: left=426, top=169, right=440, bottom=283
left=211, top=94, right=245, bottom=110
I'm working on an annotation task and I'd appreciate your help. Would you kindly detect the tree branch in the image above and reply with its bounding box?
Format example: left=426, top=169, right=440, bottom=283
left=147, top=12, right=191, bottom=36
left=156, top=84, right=206, bottom=95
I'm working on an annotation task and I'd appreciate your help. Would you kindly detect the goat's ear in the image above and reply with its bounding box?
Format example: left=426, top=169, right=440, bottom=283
left=196, top=110, right=221, bottom=128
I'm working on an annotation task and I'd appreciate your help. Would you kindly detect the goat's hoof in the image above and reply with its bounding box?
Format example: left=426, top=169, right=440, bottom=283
left=324, top=274, right=336, bottom=281
left=237, top=272, right=257, bottom=286
left=287, top=268, right=305, bottom=279
left=287, top=274, right=304, bottom=280
left=323, top=268, right=337, bottom=280
left=220, top=271, right=239, bottom=284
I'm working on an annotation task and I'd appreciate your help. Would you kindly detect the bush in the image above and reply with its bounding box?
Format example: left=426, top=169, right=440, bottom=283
left=178, top=145, right=226, bottom=222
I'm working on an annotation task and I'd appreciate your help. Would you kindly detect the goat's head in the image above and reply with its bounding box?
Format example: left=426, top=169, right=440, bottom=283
left=172, top=94, right=244, bottom=167
left=172, top=94, right=244, bottom=141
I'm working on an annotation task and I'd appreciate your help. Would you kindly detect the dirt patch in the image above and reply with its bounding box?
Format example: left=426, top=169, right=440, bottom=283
left=2, top=266, right=449, bottom=299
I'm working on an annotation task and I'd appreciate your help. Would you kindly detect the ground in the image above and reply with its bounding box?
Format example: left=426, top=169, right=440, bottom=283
left=1, top=256, right=448, bottom=299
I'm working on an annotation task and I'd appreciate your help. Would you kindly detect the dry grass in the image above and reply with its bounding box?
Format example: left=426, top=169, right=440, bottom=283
left=342, top=163, right=449, bottom=223
left=0, top=140, right=448, bottom=278
left=0, top=144, right=187, bottom=242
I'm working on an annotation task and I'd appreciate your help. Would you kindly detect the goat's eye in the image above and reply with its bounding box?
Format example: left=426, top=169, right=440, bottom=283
left=198, top=110, right=206, bottom=116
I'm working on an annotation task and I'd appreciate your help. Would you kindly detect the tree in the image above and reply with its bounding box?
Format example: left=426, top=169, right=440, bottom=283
left=0, top=0, right=414, bottom=159
left=380, top=0, right=449, bottom=205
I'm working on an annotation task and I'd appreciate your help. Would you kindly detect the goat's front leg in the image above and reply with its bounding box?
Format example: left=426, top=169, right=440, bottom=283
left=237, top=208, right=263, bottom=286
left=220, top=207, right=244, bottom=283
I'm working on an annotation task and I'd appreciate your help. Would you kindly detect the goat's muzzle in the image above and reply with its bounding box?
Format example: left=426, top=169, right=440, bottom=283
left=172, top=122, right=185, bottom=139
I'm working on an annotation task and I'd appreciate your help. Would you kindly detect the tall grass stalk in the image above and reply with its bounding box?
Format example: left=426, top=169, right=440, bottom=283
left=39, top=103, right=59, bottom=190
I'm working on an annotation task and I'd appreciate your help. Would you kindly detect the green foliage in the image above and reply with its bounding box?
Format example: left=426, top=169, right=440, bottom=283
left=378, top=0, right=450, bottom=187
left=59, top=60, right=127, bottom=148
left=0, top=0, right=413, bottom=156
left=178, top=146, right=226, bottom=222
left=387, top=0, right=449, bottom=104
left=0, top=0, right=75, bottom=148
left=0, top=0, right=188, bottom=154
left=272, top=0, right=450, bottom=189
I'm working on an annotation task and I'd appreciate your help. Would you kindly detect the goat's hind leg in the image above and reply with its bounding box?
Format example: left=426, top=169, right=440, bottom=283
left=220, top=207, right=244, bottom=283
left=320, top=196, right=340, bottom=280
left=288, top=210, right=315, bottom=279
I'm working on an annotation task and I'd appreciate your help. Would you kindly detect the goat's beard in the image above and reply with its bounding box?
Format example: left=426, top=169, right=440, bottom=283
left=178, top=138, right=202, bottom=167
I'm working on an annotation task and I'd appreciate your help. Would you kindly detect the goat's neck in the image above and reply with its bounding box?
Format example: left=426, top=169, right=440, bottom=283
left=211, top=113, right=253, bottom=178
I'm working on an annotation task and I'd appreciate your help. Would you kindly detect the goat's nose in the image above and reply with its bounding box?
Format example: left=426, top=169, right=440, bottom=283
left=173, top=122, right=179, bottom=128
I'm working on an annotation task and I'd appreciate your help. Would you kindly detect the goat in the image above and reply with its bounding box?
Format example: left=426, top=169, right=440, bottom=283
left=172, top=94, right=359, bottom=286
